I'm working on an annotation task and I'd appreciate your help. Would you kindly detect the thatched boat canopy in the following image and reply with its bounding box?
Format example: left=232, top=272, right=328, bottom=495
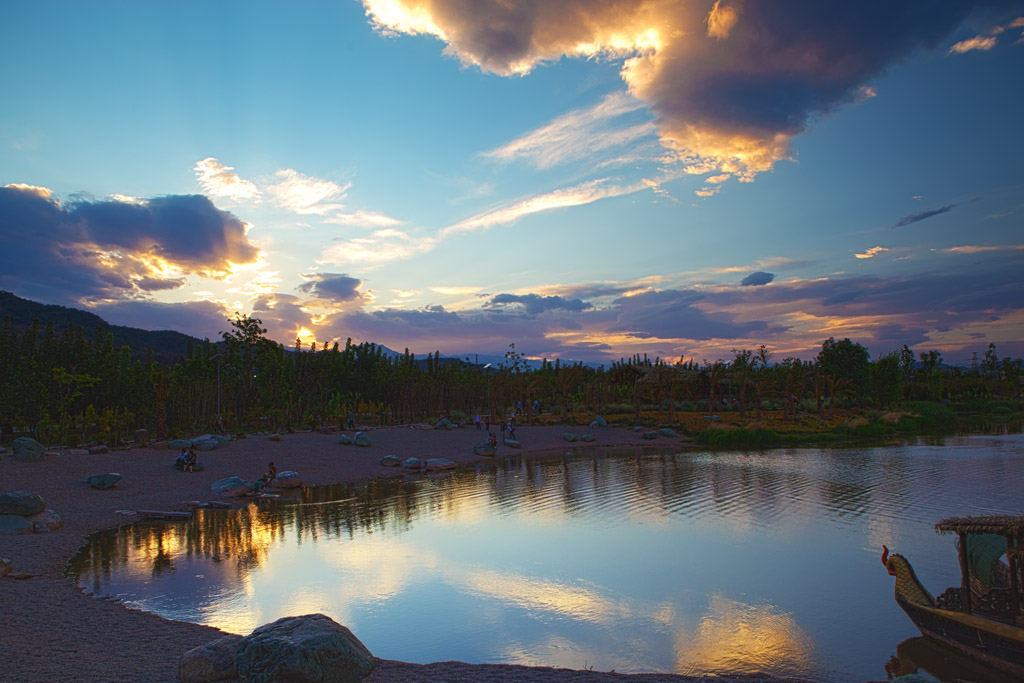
left=1006, top=546, right=1024, bottom=562
left=935, top=515, right=1024, bottom=537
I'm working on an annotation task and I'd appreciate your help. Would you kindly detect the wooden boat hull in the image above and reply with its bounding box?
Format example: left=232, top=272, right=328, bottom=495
left=897, top=597, right=1024, bottom=677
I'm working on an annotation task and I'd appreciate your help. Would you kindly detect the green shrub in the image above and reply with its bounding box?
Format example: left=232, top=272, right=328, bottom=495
left=695, top=427, right=781, bottom=449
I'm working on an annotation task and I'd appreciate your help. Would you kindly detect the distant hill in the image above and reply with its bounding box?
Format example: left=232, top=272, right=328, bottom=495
left=0, top=291, right=203, bottom=364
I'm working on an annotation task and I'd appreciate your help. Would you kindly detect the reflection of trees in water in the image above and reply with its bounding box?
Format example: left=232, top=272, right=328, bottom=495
left=71, top=445, right=972, bottom=586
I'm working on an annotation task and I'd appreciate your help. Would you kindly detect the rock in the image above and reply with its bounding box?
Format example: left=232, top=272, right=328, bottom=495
left=179, top=633, right=243, bottom=683
left=562, top=433, right=577, bottom=442
left=379, top=455, right=401, bottom=467
left=26, top=509, right=62, bottom=532
left=43, top=450, right=61, bottom=457
left=88, top=445, right=109, bottom=454
left=581, top=434, right=595, bottom=442
left=211, top=477, right=252, bottom=497
left=0, top=515, right=33, bottom=535
left=270, top=471, right=302, bottom=489
left=67, top=449, right=89, bottom=456
left=473, top=443, right=496, bottom=456
left=337, top=434, right=353, bottom=445
left=0, top=491, right=46, bottom=516
left=502, top=439, right=521, bottom=448
left=658, top=428, right=677, bottom=437
left=408, top=423, right=433, bottom=430
left=268, top=434, right=282, bottom=442
left=434, top=417, right=453, bottom=430
left=234, top=613, right=376, bottom=683
left=402, top=457, right=421, bottom=469
left=632, top=426, right=643, bottom=432
left=424, top=458, right=456, bottom=471
left=0, top=558, right=11, bottom=578
left=594, top=415, right=608, bottom=428
left=12, top=437, right=45, bottom=461
left=642, top=432, right=658, bottom=440
left=169, top=439, right=193, bottom=449
left=354, top=432, right=371, bottom=447
left=84, top=473, right=122, bottom=490
left=134, top=428, right=149, bottom=444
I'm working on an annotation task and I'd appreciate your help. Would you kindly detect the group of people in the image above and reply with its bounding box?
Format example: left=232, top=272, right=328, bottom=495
left=174, top=449, right=198, bottom=472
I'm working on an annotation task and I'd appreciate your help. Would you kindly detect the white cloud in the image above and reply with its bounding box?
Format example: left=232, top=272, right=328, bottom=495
left=194, top=158, right=261, bottom=201
left=948, top=35, right=997, bottom=54
left=855, top=246, right=888, bottom=259
left=320, top=228, right=436, bottom=265
left=266, top=168, right=349, bottom=215
left=323, top=210, right=404, bottom=227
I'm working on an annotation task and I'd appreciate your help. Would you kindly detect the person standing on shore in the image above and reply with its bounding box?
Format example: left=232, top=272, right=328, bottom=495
left=474, top=414, right=482, bottom=430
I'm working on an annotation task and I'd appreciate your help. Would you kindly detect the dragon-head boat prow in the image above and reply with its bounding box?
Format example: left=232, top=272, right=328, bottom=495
left=881, top=545, right=935, bottom=607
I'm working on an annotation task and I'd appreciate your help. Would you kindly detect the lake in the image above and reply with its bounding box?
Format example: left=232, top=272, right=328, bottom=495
left=68, top=433, right=1024, bottom=682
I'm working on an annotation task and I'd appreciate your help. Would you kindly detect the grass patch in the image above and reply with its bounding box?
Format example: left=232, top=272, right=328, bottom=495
left=695, top=427, right=782, bottom=449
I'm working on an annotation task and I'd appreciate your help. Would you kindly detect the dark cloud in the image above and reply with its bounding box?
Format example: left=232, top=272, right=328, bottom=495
left=368, top=1, right=1005, bottom=176
left=487, top=292, right=592, bottom=315
left=608, top=289, right=785, bottom=341
left=740, top=271, right=774, bottom=286
left=297, top=273, right=363, bottom=302
left=89, top=299, right=230, bottom=340
left=893, top=204, right=960, bottom=228
left=0, top=185, right=260, bottom=305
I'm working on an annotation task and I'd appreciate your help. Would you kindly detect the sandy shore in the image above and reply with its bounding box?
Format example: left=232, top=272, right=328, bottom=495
left=0, top=425, right=799, bottom=682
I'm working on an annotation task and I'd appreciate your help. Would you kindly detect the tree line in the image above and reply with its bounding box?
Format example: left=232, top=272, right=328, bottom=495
left=1, top=313, right=1020, bottom=447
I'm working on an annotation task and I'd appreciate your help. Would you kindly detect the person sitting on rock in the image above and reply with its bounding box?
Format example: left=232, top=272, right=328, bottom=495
left=267, top=461, right=277, bottom=479
left=175, top=449, right=188, bottom=470
left=487, top=432, right=497, bottom=448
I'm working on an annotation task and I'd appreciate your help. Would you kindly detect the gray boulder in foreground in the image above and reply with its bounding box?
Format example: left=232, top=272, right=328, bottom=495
left=0, top=490, right=46, bottom=516
left=179, top=633, right=243, bottom=683
left=12, top=437, right=45, bottom=462
left=234, top=613, right=376, bottom=683
left=270, top=471, right=302, bottom=489
left=379, top=455, right=401, bottom=467
left=84, top=473, right=122, bottom=490
left=354, top=432, right=371, bottom=447
left=210, top=477, right=252, bottom=497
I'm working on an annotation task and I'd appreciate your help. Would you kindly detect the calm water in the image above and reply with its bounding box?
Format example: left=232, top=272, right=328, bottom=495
left=69, top=433, right=1024, bottom=682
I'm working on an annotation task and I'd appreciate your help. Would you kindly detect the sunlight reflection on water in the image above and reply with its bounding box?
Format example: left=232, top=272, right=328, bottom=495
left=68, top=433, right=1024, bottom=682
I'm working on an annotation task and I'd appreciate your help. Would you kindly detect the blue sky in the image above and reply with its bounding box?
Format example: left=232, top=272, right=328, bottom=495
left=2, top=0, right=1022, bottom=365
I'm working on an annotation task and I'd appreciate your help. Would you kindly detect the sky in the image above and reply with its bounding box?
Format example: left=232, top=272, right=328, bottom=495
left=1, top=0, right=1023, bottom=366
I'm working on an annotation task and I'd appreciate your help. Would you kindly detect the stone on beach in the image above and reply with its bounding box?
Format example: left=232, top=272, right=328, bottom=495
left=379, top=455, right=401, bottom=467
left=434, top=417, right=453, bottom=430
left=270, top=471, right=302, bottom=488
left=26, top=509, right=63, bottom=532
left=581, top=434, right=595, bottom=442
left=234, top=613, right=376, bottom=683
left=0, top=515, right=33, bottom=535
left=179, top=633, right=243, bottom=683
left=472, top=443, right=496, bottom=456
left=402, top=457, right=421, bottom=469
left=211, top=477, right=252, bottom=497
left=354, top=432, right=371, bottom=447
left=337, top=434, right=353, bottom=445
left=168, top=439, right=193, bottom=449
left=562, top=433, right=577, bottom=442
left=424, top=458, right=456, bottom=471
left=12, top=437, right=45, bottom=461
left=0, top=490, right=46, bottom=516
left=658, top=428, right=677, bottom=437
left=0, top=557, right=11, bottom=578
left=84, top=473, right=122, bottom=490
left=503, top=439, right=521, bottom=448
left=642, top=432, right=658, bottom=440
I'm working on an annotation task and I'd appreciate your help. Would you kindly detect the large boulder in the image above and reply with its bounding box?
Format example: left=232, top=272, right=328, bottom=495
left=658, top=428, right=677, bottom=437
left=424, top=458, right=456, bottom=471
left=434, top=417, right=453, bottom=430
left=562, top=433, right=577, bottom=442
left=12, top=437, right=45, bottom=462
left=270, top=471, right=302, bottom=489
left=402, top=457, right=422, bottom=469
left=193, top=434, right=228, bottom=451
left=0, top=515, right=33, bottom=535
left=0, top=491, right=46, bottom=516
left=234, top=613, right=376, bottom=683
left=580, top=434, right=595, bottom=442
left=353, top=432, right=371, bottom=447
left=379, top=455, right=401, bottom=467
left=26, top=509, right=62, bottom=532
left=337, top=434, right=353, bottom=445
left=473, top=443, right=496, bottom=456
left=211, top=477, right=252, bottom=497
left=179, top=633, right=243, bottom=683
left=84, top=473, right=122, bottom=490
left=169, top=439, right=193, bottom=449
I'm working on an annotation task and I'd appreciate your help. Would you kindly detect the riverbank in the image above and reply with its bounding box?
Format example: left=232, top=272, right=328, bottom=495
left=0, top=426, right=803, bottom=682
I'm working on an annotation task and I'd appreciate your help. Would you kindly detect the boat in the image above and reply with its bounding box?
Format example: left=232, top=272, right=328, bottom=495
left=882, top=515, right=1024, bottom=677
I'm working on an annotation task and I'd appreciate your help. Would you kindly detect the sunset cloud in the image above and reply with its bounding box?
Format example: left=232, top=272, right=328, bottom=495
left=365, top=1, right=982, bottom=183
left=948, top=35, right=998, bottom=53
left=0, top=185, right=260, bottom=305
left=320, top=228, right=435, bottom=265
left=855, top=246, right=889, bottom=259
